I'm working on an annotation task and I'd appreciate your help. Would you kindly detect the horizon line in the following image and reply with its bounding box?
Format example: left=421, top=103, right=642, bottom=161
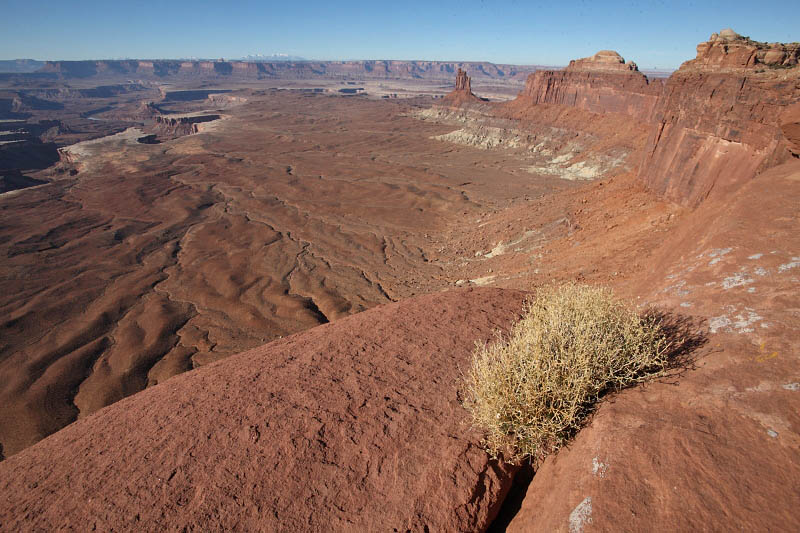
left=0, top=57, right=680, bottom=71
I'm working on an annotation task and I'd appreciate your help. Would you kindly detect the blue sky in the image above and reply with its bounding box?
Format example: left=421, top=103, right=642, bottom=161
left=0, top=0, right=797, bottom=69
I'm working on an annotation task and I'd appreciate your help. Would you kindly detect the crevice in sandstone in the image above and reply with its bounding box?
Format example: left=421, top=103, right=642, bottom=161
left=486, top=463, right=535, bottom=532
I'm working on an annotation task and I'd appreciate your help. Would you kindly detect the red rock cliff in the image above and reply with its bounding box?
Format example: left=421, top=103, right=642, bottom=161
left=151, top=114, right=221, bottom=138
left=638, top=30, right=800, bottom=206
left=517, top=51, right=664, bottom=122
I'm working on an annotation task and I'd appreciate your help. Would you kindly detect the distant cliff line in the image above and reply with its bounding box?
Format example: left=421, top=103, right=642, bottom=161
left=34, top=59, right=550, bottom=82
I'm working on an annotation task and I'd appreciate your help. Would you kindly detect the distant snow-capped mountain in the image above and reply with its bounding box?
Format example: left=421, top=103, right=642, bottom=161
left=242, top=53, right=307, bottom=62
left=0, top=59, right=45, bottom=73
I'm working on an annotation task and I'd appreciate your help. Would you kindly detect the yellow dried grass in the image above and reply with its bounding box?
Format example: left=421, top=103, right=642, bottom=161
left=463, top=283, right=669, bottom=464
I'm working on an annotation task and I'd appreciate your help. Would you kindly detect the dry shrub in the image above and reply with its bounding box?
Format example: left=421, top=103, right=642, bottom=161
left=463, top=283, right=669, bottom=464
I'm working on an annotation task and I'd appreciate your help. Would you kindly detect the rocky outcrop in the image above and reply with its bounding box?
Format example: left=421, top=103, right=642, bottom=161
left=425, top=57, right=658, bottom=182
left=682, top=28, right=800, bottom=71
left=0, top=288, right=525, bottom=531
left=781, top=102, right=800, bottom=156
left=515, top=34, right=799, bottom=206
left=502, top=50, right=664, bottom=123
left=565, top=50, right=640, bottom=73
left=442, top=69, right=482, bottom=106
left=432, top=35, right=797, bottom=206
left=152, top=114, right=220, bottom=137
left=455, top=67, right=472, bottom=91
left=638, top=30, right=800, bottom=206
left=517, top=67, right=664, bottom=122
left=508, top=158, right=800, bottom=532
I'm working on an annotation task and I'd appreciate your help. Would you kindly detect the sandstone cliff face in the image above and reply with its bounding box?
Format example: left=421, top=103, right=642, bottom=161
left=454, top=67, right=471, bottom=91
left=782, top=102, right=800, bottom=156
left=489, top=37, right=799, bottom=207
left=512, top=49, right=664, bottom=122
left=152, top=114, right=220, bottom=138
left=638, top=31, right=800, bottom=206
left=518, top=68, right=664, bottom=122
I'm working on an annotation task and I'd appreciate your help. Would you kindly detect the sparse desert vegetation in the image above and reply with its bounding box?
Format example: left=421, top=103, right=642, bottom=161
left=463, top=284, right=670, bottom=463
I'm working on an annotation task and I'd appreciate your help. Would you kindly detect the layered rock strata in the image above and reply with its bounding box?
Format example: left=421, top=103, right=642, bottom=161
left=429, top=50, right=660, bottom=181
left=434, top=33, right=798, bottom=207
left=684, top=28, right=800, bottom=71
left=638, top=31, right=800, bottom=206
left=515, top=50, right=663, bottom=122
left=37, top=59, right=539, bottom=82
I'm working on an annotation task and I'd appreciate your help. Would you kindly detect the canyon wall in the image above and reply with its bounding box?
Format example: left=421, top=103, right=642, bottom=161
left=458, top=31, right=800, bottom=207
left=637, top=31, right=800, bottom=206
left=515, top=50, right=664, bottom=122
left=518, top=69, right=663, bottom=122
left=152, top=114, right=221, bottom=137
left=428, top=60, right=655, bottom=184
left=37, top=59, right=540, bottom=82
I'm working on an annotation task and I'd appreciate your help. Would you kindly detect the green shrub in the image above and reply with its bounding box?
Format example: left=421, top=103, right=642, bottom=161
left=462, top=283, right=669, bottom=464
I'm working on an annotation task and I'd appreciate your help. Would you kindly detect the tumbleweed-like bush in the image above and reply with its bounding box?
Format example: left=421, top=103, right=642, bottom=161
left=462, top=283, right=670, bottom=464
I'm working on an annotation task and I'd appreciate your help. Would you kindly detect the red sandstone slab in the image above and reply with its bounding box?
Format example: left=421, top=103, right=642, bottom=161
left=0, top=287, right=526, bottom=531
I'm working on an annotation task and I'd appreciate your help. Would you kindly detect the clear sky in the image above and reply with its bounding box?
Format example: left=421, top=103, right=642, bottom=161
left=1, top=0, right=797, bottom=69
